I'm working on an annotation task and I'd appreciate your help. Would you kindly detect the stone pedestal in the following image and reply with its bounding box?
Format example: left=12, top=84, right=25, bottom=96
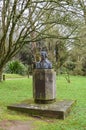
left=33, top=69, right=56, bottom=103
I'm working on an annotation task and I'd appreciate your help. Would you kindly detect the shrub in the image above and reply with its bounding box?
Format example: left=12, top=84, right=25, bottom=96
left=73, top=67, right=83, bottom=75
left=82, top=57, right=86, bottom=76
left=73, top=61, right=83, bottom=75
left=4, top=60, right=27, bottom=75
left=64, top=61, right=75, bottom=71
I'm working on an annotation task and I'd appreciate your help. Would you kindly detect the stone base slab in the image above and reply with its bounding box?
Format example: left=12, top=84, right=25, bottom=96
left=7, top=99, right=75, bottom=119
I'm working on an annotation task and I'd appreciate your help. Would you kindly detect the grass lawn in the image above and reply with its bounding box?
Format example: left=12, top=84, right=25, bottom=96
left=5, top=73, right=26, bottom=79
left=0, top=75, right=86, bottom=130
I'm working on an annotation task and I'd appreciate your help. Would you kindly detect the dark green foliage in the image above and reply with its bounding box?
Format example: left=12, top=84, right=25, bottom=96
left=82, top=57, right=86, bottom=76
left=64, top=61, right=75, bottom=71
left=19, top=50, right=34, bottom=65
left=4, top=60, right=27, bottom=75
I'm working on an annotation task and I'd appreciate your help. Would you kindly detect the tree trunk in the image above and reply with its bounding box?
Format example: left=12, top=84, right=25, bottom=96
left=0, top=68, right=3, bottom=82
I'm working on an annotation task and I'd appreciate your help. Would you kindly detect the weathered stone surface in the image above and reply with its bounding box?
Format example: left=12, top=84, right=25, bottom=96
left=33, top=69, right=56, bottom=103
left=7, top=99, right=76, bottom=119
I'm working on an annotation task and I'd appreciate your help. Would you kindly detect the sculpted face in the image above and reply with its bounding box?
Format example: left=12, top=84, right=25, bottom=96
left=40, top=51, right=47, bottom=61
left=41, top=54, right=46, bottom=60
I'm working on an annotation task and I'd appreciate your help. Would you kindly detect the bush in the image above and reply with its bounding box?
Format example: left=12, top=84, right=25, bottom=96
left=64, top=61, right=75, bottom=71
left=4, top=60, right=27, bottom=75
left=73, top=61, right=83, bottom=75
left=82, top=57, right=86, bottom=76
left=73, top=67, right=83, bottom=75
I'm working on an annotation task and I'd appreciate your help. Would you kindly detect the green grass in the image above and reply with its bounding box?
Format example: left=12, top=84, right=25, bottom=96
left=4, top=73, right=25, bottom=79
left=0, top=77, right=33, bottom=121
left=0, top=75, right=86, bottom=130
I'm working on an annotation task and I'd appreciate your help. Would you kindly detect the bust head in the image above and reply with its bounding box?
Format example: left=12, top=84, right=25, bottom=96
left=40, top=51, right=47, bottom=61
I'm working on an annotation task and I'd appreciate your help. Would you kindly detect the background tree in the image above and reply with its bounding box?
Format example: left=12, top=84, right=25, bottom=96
left=44, top=0, right=86, bottom=75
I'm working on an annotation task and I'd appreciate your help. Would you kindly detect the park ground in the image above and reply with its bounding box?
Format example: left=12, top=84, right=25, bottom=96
left=0, top=74, right=86, bottom=130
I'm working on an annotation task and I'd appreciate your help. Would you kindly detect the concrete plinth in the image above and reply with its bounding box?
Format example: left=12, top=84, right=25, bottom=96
left=33, top=69, right=56, bottom=103
left=7, top=99, right=75, bottom=119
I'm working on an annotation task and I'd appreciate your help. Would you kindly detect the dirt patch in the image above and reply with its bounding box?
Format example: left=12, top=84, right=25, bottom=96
left=0, top=120, right=35, bottom=130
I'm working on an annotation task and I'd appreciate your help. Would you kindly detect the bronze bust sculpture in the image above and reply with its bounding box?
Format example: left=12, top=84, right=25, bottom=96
left=36, top=51, right=52, bottom=69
